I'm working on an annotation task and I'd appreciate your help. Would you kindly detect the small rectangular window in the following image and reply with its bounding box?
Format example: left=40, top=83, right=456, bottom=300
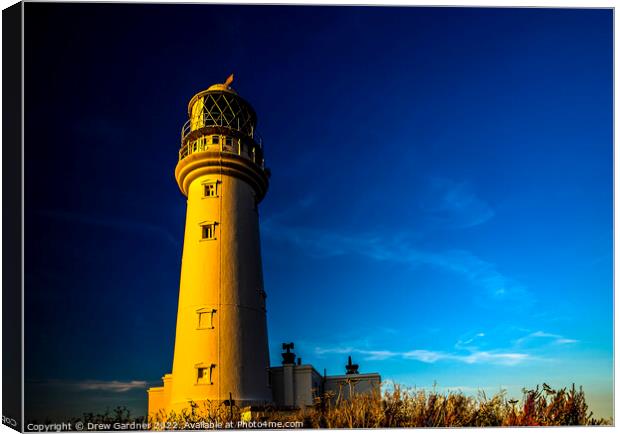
left=223, top=136, right=234, bottom=152
left=201, top=223, right=217, bottom=240
left=196, top=364, right=215, bottom=385
left=197, top=308, right=216, bottom=329
left=211, top=135, right=220, bottom=144
left=203, top=181, right=218, bottom=198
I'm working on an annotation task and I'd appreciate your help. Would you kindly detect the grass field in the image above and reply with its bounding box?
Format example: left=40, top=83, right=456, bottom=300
left=142, top=383, right=611, bottom=429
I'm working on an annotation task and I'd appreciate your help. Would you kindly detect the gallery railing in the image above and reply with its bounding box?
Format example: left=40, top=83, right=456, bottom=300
left=178, top=136, right=265, bottom=170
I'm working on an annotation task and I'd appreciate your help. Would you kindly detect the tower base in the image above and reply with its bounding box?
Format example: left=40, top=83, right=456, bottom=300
left=147, top=374, right=273, bottom=419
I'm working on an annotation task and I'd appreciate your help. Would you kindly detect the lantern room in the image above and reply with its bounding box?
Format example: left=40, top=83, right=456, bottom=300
left=178, top=76, right=265, bottom=168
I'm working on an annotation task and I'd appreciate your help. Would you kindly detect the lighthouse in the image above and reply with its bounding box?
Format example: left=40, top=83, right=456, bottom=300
left=148, top=76, right=272, bottom=414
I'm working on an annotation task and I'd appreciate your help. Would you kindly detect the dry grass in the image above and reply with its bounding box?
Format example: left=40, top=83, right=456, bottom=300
left=149, top=400, right=241, bottom=429
left=146, top=382, right=611, bottom=428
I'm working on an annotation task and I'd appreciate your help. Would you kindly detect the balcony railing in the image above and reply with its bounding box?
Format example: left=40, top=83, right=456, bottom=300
left=178, top=135, right=265, bottom=170
left=181, top=115, right=262, bottom=146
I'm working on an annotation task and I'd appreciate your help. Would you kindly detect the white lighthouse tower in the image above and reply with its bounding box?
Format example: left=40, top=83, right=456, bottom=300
left=148, top=76, right=272, bottom=414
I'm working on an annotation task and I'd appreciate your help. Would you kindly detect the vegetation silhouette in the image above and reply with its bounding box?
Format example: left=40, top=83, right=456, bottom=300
left=29, top=383, right=609, bottom=429
left=145, top=382, right=611, bottom=429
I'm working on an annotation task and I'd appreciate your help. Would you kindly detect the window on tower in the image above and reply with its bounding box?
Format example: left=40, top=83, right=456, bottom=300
left=203, top=180, right=218, bottom=198
left=201, top=222, right=217, bottom=240
left=196, top=364, right=216, bottom=385
left=211, top=135, right=220, bottom=145
left=196, top=308, right=216, bottom=329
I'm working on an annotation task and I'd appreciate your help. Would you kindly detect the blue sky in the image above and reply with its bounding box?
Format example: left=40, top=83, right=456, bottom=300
left=24, top=4, right=612, bottom=421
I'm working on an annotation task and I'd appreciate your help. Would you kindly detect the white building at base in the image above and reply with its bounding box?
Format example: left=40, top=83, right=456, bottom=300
left=269, top=343, right=381, bottom=409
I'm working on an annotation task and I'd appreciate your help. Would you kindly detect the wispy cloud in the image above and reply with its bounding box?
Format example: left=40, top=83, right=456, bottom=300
left=315, top=346, right=530, bottom=366
left=75, top=380, right=148, bottom=393
left=380, top=380, right=520, bottom=396
left=264, top=221, right=524, bottom=300
left=515, top=331, right=578, bottom=346
left=27, top=379, right=148, bottom=393
left=454, top=331, right=487, bottom=350
left=263, top=188, right=522, bottom=301
left=554, top=338, right=579, bottom=344
left=421, top=177, right=495, bottom=229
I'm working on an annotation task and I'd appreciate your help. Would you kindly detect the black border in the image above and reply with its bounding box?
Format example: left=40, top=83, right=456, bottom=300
left=3, top=1, right=24, bottom=432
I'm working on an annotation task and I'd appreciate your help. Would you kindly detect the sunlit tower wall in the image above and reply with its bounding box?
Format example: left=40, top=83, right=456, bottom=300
left=148, top=77, right=272, bottom=414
